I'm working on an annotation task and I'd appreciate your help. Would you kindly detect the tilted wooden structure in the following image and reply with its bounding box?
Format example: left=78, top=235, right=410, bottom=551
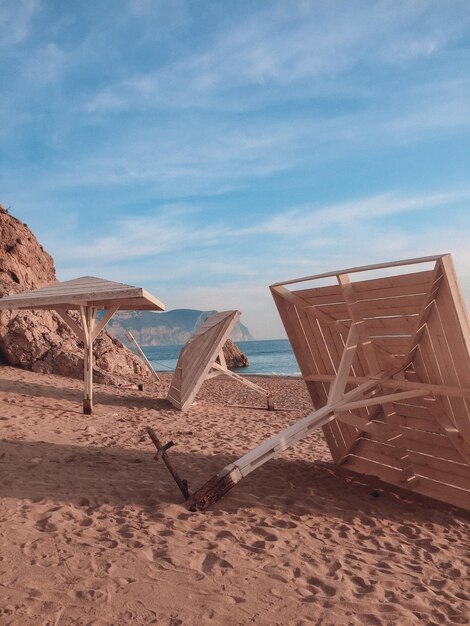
left=189, top=254, right=470, bottom=511
left=0, top=276, right=165, bottom=414
left=167, top=311, right=273, bottom=412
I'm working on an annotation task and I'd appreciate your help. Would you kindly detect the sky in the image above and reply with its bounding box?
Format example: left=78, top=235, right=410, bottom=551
left=1, top=1, right=470, bottom=339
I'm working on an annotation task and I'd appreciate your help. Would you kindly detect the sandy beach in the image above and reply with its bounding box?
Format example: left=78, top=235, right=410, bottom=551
left=0, top=364, right=468, bottom=625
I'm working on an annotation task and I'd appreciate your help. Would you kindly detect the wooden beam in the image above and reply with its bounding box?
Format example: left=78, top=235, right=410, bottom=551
left=337, top=273, right=382, bottom=375
left=92, top=305, right=120, bottom=341
left=210, top=361, right=274, bottom=409
left=272, top=285, right=349, bottom=333
left=147, top=427, right=190, bottom=500
left=270, top=254, right=446, bottom=288
left=339, top=388, right=428, bottom=412
left=53, top=309, right=85, bottom=343
left=81, top=306, right=96, bottom=415
left=328, top=323, right=360, bottom=404
left=334, top=411, right=393, bottom=436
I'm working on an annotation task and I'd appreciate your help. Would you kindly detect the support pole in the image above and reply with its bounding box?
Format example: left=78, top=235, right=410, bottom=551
left=82, top=306, right=96, bottom=415
left=126, top=331, right=160, bottom=381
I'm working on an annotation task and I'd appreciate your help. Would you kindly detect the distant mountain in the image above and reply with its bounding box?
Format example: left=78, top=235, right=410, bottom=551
left=104, top=309, right=254, bottom=346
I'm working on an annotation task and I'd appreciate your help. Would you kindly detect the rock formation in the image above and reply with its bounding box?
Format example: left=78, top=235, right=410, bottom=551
left=222, top=339, right=249, bottom=369
left=0, top=206, right=151, bottom=384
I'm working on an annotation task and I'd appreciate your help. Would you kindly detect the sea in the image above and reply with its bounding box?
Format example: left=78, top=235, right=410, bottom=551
left=141, top=339, right=300, bottom=377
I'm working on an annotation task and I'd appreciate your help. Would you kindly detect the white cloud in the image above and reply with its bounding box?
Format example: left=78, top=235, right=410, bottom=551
left=0, top=0, right=39, bottom=47
left=238, top=190, right=470, bottom=237
left=83, top=1, right=469, bottom=113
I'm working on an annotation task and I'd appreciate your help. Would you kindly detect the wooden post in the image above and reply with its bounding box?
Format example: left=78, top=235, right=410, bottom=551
left=147, top=427, right=190, bottom=500
left=82, top=306, right=96, bottom=415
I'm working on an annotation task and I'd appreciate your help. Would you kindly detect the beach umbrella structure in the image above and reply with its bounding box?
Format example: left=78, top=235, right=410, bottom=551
left=167, top=310, right=274, bottom=412
left=0, top=276, right=165, bottom=414
left=189, top=254, right=470, bottom=511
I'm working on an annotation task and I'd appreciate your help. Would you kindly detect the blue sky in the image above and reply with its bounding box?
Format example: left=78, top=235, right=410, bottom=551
left=1, top=1, right=470, bottom=338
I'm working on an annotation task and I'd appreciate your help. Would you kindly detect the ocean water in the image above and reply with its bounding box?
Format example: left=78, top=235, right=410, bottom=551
left=142, top=339, right=300, bottom=376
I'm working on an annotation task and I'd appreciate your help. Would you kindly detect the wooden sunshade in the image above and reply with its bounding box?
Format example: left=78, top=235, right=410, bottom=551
left=167, top=311, right=272, bottom=411
left=189, top=254, right=470, bottom=512
left=0, top=276, right=165, bottom=414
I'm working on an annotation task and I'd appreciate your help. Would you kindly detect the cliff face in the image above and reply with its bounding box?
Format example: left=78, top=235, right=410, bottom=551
left=105, top=309, right=254, bottom=346
left=0, top=206, right=151, bottom=384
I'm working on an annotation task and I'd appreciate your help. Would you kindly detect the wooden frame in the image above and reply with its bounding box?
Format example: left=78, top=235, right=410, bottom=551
left=167, top=311, right=273, bottom=412
left=0, top=276, right=165, bottom=413
left=189, top=255, right=470, bottom=511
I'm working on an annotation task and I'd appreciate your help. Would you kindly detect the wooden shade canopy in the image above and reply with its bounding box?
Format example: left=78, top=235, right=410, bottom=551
left=167, top=311, right=272, bottom=411
left=189, top=254, right=470, bottom=512
left=0, top=276, right=165, bottom=414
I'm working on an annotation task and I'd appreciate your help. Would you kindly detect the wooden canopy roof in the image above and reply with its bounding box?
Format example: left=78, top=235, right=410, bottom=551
left=0, top=276, right=165, bottom=312
left=189, top=254, right=470, bottom=512
left=268, top=253, right=470, bottom=509
left=0, top=276, right=165, bottom=414
left=167, top=311, right=241, bottom=411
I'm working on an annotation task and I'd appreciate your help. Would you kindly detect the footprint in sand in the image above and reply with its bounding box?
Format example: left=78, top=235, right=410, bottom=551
left=201, top=552, right=233, bottom=573
left=272, top=519, right=298, bottom=529
left=306, top=576, right=336, bottom=597
left=351, top=575, right=376, bottom=595
left=35, top=517, right=57, bottom=533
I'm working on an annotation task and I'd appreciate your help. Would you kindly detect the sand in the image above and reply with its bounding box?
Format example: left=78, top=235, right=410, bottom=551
left=0, top=364, right=468, bottom=626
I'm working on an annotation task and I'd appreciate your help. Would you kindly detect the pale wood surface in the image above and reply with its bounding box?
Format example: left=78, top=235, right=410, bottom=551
left=199, top=254, right=470, bottom=511
left=270, top=254, right=470, bottom=509
left=167, top=311, right=240, bottom=411
left=0, top=276, right=165, bottom=311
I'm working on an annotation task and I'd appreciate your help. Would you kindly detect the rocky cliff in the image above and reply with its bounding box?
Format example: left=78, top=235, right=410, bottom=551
left=105, top=309, right=254, bottom=346
left=0, top=206, right=151, bottom=384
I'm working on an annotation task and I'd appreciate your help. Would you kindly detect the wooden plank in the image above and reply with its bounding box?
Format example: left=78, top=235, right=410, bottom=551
left=334, top=411, right=392, bottom=436
left=343, top=457, right=470, bottom=510
left=340, top=389, right=427, bottom=412
left=352, top=294, right=427, bottom=317
left=352, top=270, right=434, bottom=297
left=271, top=254, right=444, bottom=288
left=365, top=315, right=419, bottom=333
left=401, top=428, right=466, bottom=463
left=328, top=324, right=360, bottom=403
left=350, top=437, right=406, bottom=467
left=408, top=451, right=470, bottom=490
left=92, top=305, right=119, bottom=340
left=237, top=378, right=381, bottom=474
left=271, top=287, right=320, bottom=378
left=54, top=309, right=85, bottom=342
left=344, top=455, right=404, bottom=482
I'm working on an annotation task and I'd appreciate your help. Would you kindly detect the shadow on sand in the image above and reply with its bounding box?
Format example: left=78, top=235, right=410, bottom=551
left=0, top=437, right=466, bottom=524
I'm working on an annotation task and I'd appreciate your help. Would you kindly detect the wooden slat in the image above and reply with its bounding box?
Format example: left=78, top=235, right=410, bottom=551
left=271, top=254, right=444, bottom=288
left=366, top=315, right=419, bottom=333
left=401, top=428, right=465, bottom=463
left=352, top=270, right=434, bottom=297
left=344, top=456, right=470, bottom=509
left=408, top=451, right=470, bottom=490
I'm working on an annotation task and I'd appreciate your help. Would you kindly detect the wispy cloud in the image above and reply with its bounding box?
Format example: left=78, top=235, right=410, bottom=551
left=0, top=0, right=39, bottom=47
left=241, top=190, right=470, bottom=236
